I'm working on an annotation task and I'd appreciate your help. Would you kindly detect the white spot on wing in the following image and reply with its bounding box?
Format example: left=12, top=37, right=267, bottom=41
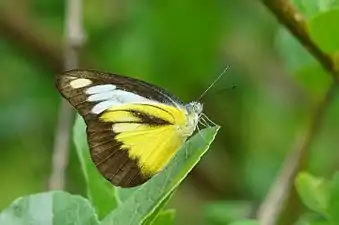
left=110, top=90, right=149, bottom=103
left=87, top=92, right=116, bottom=102
left=86, top=84, right=116, bottom=94
left=69, top=78, right=92, bottom=89
left=89, top=89, right=152, bottom=114
left=92, top=100, right=120, bottom=114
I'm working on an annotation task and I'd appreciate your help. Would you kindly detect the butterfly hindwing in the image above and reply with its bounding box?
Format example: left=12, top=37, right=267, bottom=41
left=55, top=69, right=188, bottom=187
left=86, top=120, right=149, bottom=187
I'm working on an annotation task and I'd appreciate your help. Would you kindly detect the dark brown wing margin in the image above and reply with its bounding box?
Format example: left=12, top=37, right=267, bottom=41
left=87, top=121, right=150, bottom=187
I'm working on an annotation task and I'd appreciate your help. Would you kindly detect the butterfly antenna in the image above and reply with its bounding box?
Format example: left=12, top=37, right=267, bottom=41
left=198, top=65, right=229, bottom=101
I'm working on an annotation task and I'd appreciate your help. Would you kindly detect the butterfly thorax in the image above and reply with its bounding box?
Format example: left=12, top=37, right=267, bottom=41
left=180, top=101, right=203, bottom=137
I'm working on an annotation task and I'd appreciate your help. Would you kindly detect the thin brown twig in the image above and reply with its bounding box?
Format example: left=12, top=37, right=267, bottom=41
left=261, top=0, right=338, bottom=81
left=257, top=0, right=339, bottom=224
left=48, top=0, right=85, bottom=190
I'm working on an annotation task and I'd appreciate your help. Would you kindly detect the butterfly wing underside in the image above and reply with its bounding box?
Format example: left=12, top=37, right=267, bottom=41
left=55, top=69, right=188, bottom=187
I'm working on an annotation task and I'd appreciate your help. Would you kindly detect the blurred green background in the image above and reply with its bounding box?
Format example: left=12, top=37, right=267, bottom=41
left=1, top=0, right=338, bottom=224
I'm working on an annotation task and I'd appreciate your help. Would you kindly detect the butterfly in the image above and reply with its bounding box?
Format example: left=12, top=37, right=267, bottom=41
left=55, top=69, right=214, bottom=188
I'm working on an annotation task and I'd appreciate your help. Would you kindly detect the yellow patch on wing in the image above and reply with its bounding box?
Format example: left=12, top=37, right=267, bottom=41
left=69, top=78, right=93, bottom=89
left=99, top=102, right=188, bottom=175
left=117, top=125, right=185, bottom=175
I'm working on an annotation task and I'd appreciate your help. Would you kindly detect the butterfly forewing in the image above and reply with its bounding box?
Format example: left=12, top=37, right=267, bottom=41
left=55, top=69, right=187, bottom=187
left=56, top=69, right=182, bottom=109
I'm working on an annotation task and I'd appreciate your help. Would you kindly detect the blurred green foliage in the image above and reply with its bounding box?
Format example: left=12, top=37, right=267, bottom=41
left=295, top=172, right=339, bottom=224
left=0, top=127, right=218, bottom=225
left=1, top=0, right=339, bottom=224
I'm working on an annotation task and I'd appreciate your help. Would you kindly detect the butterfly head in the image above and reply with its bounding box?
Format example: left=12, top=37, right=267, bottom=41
left=186, top=101, right=203, bottom=115
left=182, top=101, right=203, bottom=136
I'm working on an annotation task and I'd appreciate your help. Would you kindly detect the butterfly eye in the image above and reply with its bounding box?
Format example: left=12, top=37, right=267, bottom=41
left=193, top=102, right=203, bottom=113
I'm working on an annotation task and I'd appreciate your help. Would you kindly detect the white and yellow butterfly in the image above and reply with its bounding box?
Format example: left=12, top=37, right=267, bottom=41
left=56, top=69, right=214, bottom=188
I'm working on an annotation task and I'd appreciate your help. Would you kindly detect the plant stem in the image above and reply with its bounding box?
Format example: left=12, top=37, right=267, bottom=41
left=48, top=0, right=85, bottom=190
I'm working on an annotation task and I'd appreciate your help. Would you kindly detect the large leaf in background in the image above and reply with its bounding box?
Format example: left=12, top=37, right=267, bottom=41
left=309, top=9, right=339, bottom=53
left=100, top=126, right=219, bottom=225
left=73, top=116, right=118, bottom=219
left=295, top=172, right=329, bottom=217
left=0, top=191, right=99, bottom=225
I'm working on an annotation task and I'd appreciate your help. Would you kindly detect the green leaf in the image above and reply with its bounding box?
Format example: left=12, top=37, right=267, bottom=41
left=148, top=209, right=175, bottom=225
left=73, top=116, right=118, bottom=219
left=295, top=172, right=329, bottom=216
left=309, top=9, right=339, bottom=53
left=116, top=187, right=138, bottom=204
left=204, top=201, right=253, bottom=224
left=328, top=172, right=339, bottom=223
left=142, top=190, right=176, bottom=225
left=100, top=126, right=220, bottom=225
left=228, top=219, right=260, bottom=225
left=0, top=191, right=99, bottom=225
